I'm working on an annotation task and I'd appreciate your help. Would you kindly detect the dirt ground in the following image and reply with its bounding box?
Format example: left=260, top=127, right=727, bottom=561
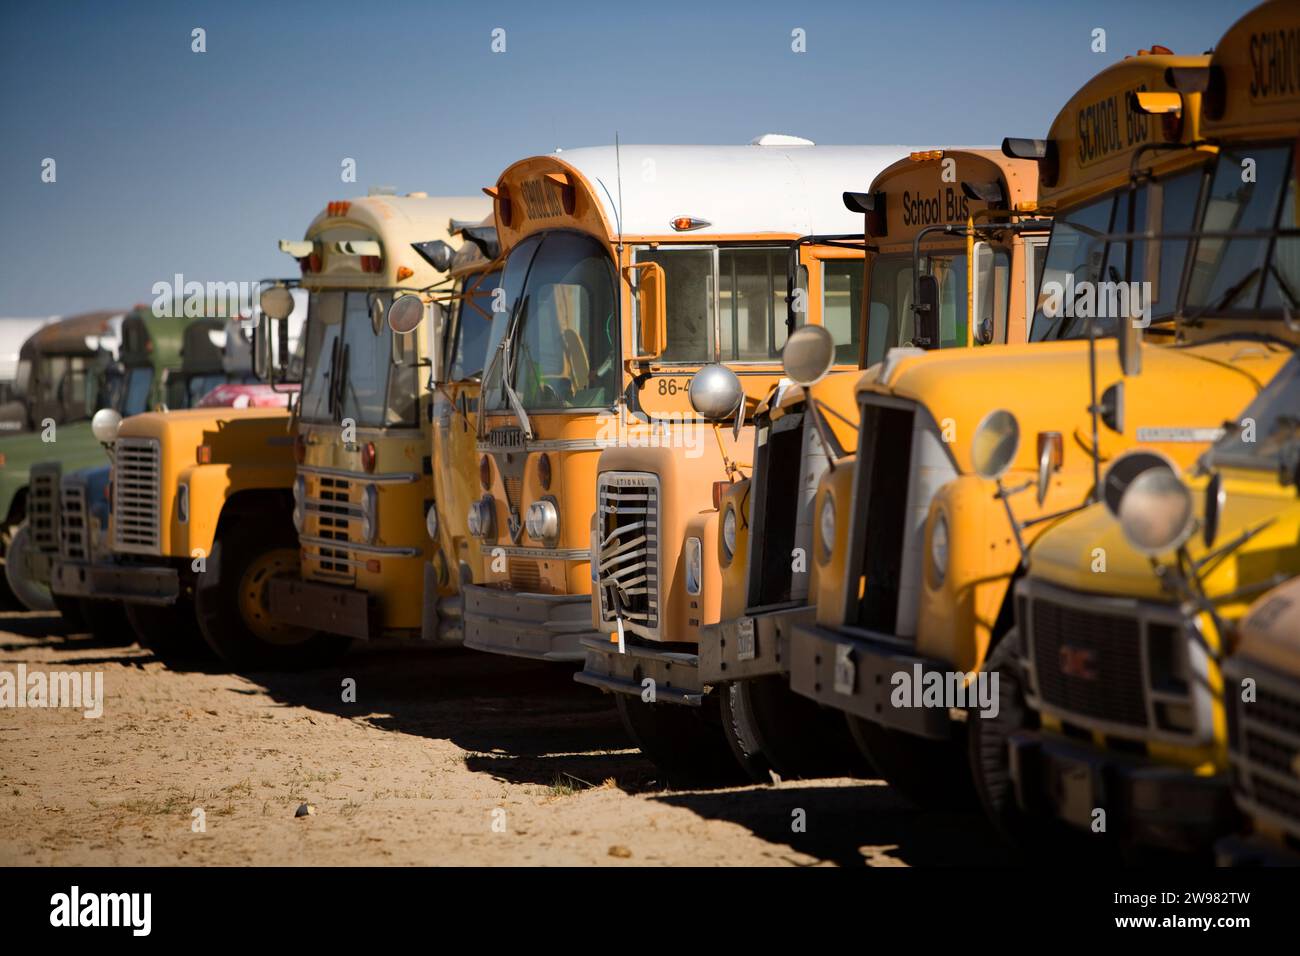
left=0, top=609, right=1015, bottom=866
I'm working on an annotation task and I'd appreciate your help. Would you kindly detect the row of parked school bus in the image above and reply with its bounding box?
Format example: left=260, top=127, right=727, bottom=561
left=2, top=0, right=1297, bottom=863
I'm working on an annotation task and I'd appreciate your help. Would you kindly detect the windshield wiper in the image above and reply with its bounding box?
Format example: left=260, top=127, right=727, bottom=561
left=1188, top=266, right=1261, bottom=324
left=486, top=292, right=532, bottom=440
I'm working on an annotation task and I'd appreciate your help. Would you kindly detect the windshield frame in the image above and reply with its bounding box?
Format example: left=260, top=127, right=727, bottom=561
left=482, top=228, right=621, bottom=419
left=297, top=286, right=426, bottom=429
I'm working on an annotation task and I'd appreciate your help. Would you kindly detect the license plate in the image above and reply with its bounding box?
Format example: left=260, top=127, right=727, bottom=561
left=736, top=617, right=755, bottom=661
left=833, top=644, right=855, bottom=695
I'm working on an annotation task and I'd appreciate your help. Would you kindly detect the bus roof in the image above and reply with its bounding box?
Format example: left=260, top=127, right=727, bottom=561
left=860, top=148, right=1041, bottom=242
left=297, top=194, right=491, bottom=289
left=20, top=310, right=124, bottom=359
left=1200, top=0, right=1300, bottom=139
left=492, top=143, right=917, bottom=248
left=1012, top=51, right=1212, bottom=211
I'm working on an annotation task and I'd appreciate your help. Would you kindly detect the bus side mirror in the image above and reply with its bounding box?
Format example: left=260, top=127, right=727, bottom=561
left=915, top=274, right=940, bottom=348
left=626, top=262, right=666, bottom=361
left=253, top=313, right=272, bottom=381
left=429, top=302, right=447, bottom=386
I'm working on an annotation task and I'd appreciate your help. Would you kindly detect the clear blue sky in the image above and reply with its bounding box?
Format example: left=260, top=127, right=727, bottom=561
left=0, top=0, right=1255, bottom=315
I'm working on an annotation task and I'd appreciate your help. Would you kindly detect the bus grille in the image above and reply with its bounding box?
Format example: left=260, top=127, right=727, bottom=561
left=112, top=437, right=161, bottom=554
left=29, top=463, right=61, bottom=554
left=596, top=472, right=660, bottom=639
left=59, top=482, right=90, bottom=561
left=747, top=413, right=807, bottom=608
left=1029, top=599, right=1147, bottom=728
left=1019, top=580, right=1209, bottom=744
left=1226, top=664, right=1300, bottom=839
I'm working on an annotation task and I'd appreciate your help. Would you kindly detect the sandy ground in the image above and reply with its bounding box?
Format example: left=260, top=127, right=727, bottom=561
left=0, top=609, right=1015, bottom=866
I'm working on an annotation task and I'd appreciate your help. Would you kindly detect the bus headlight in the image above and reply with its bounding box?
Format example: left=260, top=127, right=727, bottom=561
left=685, top=536, right=703, bottom=595
left=818, top=493, right=836, bottom=563
left=929, top=511, right=949, bottom=588
left=721, top=506, right=737, bottom=560
left=425, top=502, right=439, bottom=541
left=292, top=475, right=305, bottom=533
left=467, top=497, right=495, bottom=538
left=525, top=499, right=559, bottom=543
left=359, top=485, right=378, bottom=543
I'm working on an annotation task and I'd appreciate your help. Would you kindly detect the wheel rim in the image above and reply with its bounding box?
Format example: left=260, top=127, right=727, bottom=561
left=238, top=548, right=313, bottom=646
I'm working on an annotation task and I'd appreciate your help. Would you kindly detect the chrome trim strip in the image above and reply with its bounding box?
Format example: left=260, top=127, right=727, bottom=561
left=297, top=464, right=420, bottom=485
left=299, top=534, right=421, bottom=557
left=477, top=544, right=591, bottom=561
left=475, top=437, right=621, bottom=454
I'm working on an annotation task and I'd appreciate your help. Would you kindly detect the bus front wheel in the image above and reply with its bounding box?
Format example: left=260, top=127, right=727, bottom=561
left=195, top=521, right=350, bottom=671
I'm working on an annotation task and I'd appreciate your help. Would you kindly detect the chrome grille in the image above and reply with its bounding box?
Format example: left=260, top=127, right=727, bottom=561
left=1019, top=579, right=1213, bottom=745
left=596, top=471, right=660, bottom=639
left=112, top=437, right=161, bottom=554
left=59, top=481, right=90, bottom=561
left=1226, top=658, right=1300, bottom=840
left=29, top=463, right=61, bottom=554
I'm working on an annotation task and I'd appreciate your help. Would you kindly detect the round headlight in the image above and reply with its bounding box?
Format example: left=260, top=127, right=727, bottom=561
left=722, top=507, right=737, bottom=559
left=91, top=408, right=122, bottom=444
left=818, top=493, right=836, bottom=562
left=360, top=485, right=378, bottom=543
left=425, top=502, right=439, bottom=541
left=684, top=536, right=703, bottom=595
left=929, top=511, right=949, bottom=588
left=525, top=499, right=559, bottom=542
left=291, top=476, right=305, bottom=533
left=1118, top=466, right=1194, bottom=556
left=468, top=498, right=495, bottom=539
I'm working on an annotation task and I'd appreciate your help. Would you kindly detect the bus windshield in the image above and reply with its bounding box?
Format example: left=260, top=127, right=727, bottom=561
left=299, top=290, right=419, bottom=427
left=448, top=269, right=502, bottom=381
left=1208, top=350, right=1300, bottom=476
left=1029, top=165, right=1217, bottom=340
left=483, top=231, right=619, bottom=413
left=864, top=248, right=1009, bottom=367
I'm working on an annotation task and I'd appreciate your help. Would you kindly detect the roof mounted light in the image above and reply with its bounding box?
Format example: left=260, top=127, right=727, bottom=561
left=909, top=150, right=944, bottom=162
left=335, top=240, right=382, bottom=256
left=671, top=216, right=711, bottom=232
left=278, top=240, right=314, bottom=258
left=750, top=133, right=815, bottom=147
left=326, top=201, right=352, bottom=217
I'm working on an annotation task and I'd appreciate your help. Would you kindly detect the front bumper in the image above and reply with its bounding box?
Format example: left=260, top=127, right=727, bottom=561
left=697, top=603, right=812, bottom=683
left=575, top=636, right=704, bottom=705
left=461, top=584, right=593, bottom=662
left=267, top=577, right=378, bottom=642
left=788, top=622, right=952, bottom=739
left=50, top=558, right=178, bottom=606
left=1008, top=729, right=1235, bottom=853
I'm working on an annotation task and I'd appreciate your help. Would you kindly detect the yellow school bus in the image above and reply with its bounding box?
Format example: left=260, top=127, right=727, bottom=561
left=423, top=216, right=501, bottom=642
left=790, top=44, right=1298, bottom=809
left=461, top=142, right=910, bottom=700
left=635, top=149, right=1049, bottom=782
left=258, top=194, right=490, bottom=667
left=1000, top=0, right=1300, bottom=854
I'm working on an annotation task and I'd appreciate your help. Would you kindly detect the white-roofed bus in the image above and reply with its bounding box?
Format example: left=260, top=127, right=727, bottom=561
left=458, top=137, right=913, bottom=781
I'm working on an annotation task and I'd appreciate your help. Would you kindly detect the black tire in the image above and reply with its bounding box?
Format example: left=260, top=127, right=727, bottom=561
left=722, top=676, right=869, bottom=781
left=717, top=682, right=775, bottom=783
left=194, top=520, right=350, bottom=671
left=52, top=594, right=88, bottom=633
left=77, top=598, right=134, bottom=646
left=968, top=633, right=1042, bottom=844
left=125, top=596, right=215, bottom=667
left=4, top=523, right=54, bottom=612
left=615, top=692, right=750, bottom=788
left=847, top=714, right=976, bottom=809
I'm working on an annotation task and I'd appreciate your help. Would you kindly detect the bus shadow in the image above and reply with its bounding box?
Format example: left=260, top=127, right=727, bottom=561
left=243, top=645, right=657, bottom=788
left=649, top=783, right=1020, bottom=867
